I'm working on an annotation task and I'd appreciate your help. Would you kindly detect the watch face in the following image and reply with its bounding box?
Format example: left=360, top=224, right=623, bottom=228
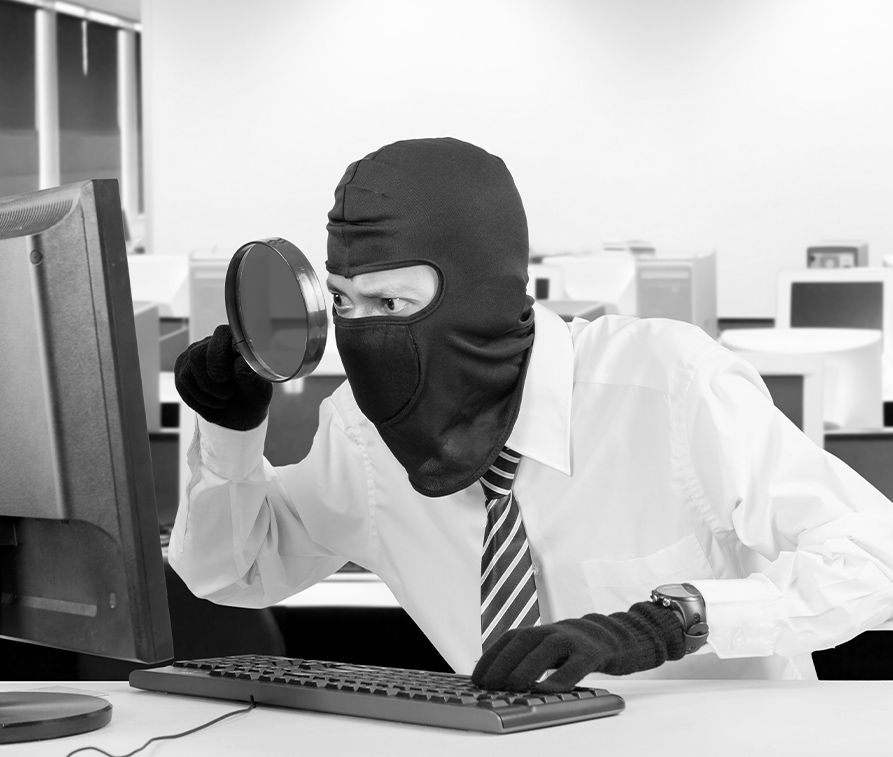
left=655, top=583, right=703, bottom=601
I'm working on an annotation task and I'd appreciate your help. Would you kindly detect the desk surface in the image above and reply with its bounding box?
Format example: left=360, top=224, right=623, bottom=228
left=6, top=679, right=889, bottom=756
left=275, top=571, right=399, bottom=608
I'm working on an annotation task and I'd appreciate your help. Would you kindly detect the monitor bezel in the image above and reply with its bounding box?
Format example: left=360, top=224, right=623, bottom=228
left=776, top=267, right=893, bottom=355
left=0, top=179, right=173, bottom=665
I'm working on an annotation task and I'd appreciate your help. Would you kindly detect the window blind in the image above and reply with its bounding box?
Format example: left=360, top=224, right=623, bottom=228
left=0, top=0, right=39, bottom=197
left=57, top=12, right=120, bottom=187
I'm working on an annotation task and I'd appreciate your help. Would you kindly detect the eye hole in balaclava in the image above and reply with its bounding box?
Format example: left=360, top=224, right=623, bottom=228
left=326, top=137, right=535, bottom=498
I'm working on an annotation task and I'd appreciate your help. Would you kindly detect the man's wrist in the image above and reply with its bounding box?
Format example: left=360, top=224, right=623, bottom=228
left=650, top=582, right=709, bottom=655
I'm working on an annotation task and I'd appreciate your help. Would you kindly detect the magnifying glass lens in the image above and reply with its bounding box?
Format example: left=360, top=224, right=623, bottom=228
left=226, top=238, right=328, bottom=382
left=238, top=245, right=309, bottom=377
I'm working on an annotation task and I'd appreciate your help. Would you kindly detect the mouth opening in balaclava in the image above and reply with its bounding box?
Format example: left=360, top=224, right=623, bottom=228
left=326, top=137, right=535, bottom=497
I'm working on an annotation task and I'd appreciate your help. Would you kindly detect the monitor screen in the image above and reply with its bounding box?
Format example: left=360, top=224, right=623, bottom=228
left=790, top=281, right=884, bottom=331
left=824, top=430, right=893, bottom=502
left=0, top=180, right=173, bottom=741
left=762, top=374, right=805, bottom=433
left=716, top=344, right=826, bottom=447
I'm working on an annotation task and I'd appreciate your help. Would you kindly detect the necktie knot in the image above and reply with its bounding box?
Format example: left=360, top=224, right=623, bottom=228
left=480, top=447, right=521, bottom=501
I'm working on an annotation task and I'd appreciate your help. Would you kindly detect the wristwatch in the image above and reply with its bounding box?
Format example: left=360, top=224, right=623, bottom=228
left=650, top=582, right=709, bottom=655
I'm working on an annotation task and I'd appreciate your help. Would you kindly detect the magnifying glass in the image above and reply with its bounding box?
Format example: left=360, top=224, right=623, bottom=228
left=225, top=237, right=328, bottom=382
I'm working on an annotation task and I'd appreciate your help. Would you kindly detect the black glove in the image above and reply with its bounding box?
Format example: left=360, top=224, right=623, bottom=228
left=472, top=601, right=686, bottom=692
left=174, top=324, right=273, bottom=431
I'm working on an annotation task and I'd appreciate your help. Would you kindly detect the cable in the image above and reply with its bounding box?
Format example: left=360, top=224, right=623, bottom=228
left=64, top=697, right=257, bottom=757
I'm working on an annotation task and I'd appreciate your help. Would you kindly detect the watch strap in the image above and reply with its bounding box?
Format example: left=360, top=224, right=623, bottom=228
left=681, top=621, right=709, bottom=655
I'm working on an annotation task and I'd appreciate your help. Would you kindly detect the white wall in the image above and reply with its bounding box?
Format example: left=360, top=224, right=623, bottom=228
left=142, top=0, right=893, bottom=318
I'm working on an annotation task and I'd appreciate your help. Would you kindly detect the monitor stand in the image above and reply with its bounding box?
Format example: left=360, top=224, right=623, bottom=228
left=0, top=691, right=112, bottom=743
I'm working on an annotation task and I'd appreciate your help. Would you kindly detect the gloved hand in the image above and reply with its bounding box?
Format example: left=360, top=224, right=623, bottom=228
left=472, top=601, right=686, bottom=692
left=174, top=324, right=273, bottom=431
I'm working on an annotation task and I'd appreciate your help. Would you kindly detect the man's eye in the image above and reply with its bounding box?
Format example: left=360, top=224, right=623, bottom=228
left=383, top=298, right=407, bottom=314
left=331, top=293, right=350, bottom=313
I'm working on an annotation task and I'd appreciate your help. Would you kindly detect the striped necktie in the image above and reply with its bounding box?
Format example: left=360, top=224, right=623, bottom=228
left=479, top=447, right=540, bottom=650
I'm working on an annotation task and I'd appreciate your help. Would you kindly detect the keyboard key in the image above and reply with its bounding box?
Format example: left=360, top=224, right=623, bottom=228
left=477, top=698, right=510, bottom=709
left=513, top=696, right=545, bottom=706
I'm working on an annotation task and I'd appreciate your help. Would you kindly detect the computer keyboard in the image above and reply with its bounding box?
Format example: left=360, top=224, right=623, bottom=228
left=129, top=655, right=625, bottom=734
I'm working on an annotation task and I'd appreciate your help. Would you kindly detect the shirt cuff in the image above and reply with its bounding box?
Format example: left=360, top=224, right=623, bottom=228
left=196, top=414, right=269, bottom=482
left=690, top=576, right=782, bottom=659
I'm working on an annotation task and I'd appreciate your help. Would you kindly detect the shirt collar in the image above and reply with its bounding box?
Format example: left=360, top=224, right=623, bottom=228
left=506, top=302, right=573, bottom=475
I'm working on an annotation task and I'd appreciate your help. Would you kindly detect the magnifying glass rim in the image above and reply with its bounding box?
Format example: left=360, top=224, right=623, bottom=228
left=225, top=237, right=328, bottom=382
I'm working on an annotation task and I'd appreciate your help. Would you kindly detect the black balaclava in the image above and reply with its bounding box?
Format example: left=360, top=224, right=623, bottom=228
left=326, top=137, right=535, bottom=498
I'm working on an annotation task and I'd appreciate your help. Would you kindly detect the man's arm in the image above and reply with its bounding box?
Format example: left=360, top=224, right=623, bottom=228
left=169, top=325, right=352, bottom=607
left=683, top=346, right=893, bottom=660
left=473, top=342, right=893, bottom=691
left=168, top=415, right=347, bottom=607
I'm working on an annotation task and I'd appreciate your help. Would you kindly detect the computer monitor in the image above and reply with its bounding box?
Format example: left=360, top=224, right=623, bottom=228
left=126, top=253, right=189, bottom=318
left=635, top=250, right=718, bottom=337
left=824, top=429, right=893, bottom=502
left=188, top=249, right=230, bottom=344
left=603, top=240, right=656, bottom=258
left=0, top=180, right=173, bottom=742
left=776, top=267, right=893, bottom=355
left=543, top=252, right=637, bottom=315
left=540, top=300, right=618, bottom=323
left=806, top=240, right=868, bottom=269
left=729, top=351, right=825, bottom=448
left=526, top=262, right=566, bottom=301
left=720, top=327, right=883, bottom=430
left=776, top=267, right=893, bottom=401
left=132, top=300, right=161, bottom=433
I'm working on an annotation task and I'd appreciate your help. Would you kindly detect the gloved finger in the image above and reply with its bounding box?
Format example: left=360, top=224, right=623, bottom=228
left=233, top=355, right=274, bottom=402
left=205, top=324, right=238, bottom=383
left=502, top=632, right=571, bottom=692
left=175, top=364, right=233, bottom=410
left=472, top=627, right=520, bottom=681
left=175, top=340, right=232, bottom=404
left=471, top=632, right=523, bottom=689
left=533, top=650, right=593, bottom=693
left=183, top=347, right=236, bottom=402
left=472, top=626, right=553, bottom=690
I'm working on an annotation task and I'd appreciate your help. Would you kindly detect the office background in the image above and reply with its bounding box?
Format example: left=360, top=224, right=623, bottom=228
left=5, top=0, right=893, bottom=320
left=139, top=0, right=893, bottom=321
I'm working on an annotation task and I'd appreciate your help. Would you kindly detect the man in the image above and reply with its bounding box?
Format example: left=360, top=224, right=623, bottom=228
left=173, top=137, right=893, bottom=691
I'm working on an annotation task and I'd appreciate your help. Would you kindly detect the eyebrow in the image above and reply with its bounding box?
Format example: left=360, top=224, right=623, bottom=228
left=328, top=277, right=424, bottom=299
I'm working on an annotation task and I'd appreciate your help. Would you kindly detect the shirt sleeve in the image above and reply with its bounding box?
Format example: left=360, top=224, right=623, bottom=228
left=168, top=404, right=355, bottom=608
left=682, top=345, right=893, bottom=659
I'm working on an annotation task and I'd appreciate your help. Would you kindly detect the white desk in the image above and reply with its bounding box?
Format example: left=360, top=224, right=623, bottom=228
left=7, top=679, right=890, bottom=756
left=275, top=571, right=399, bottom=608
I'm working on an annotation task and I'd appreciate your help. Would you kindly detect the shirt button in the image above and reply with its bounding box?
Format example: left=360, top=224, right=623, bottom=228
left=532, top=561, right=540, bottom=576
left=731, top=631, right=746, bottom=649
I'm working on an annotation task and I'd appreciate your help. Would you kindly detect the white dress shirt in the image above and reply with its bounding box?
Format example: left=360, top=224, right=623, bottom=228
left=170, top=304, right=893, bottom=680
